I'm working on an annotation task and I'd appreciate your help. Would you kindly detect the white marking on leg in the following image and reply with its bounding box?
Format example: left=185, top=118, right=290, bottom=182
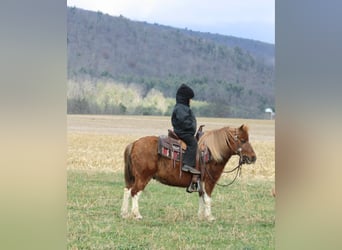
left=121, top=188, right=131, bottom=218
left=198, top=183, right=205, bottom=219
left=203, top=192, right=215, bottom=221
left=198, top=195, right=205, bottom=219
left=132, top=191, right=142, bottom=219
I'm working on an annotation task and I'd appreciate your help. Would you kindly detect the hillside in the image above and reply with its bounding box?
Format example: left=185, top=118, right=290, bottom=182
left=67, top=7, right=274, bottom=118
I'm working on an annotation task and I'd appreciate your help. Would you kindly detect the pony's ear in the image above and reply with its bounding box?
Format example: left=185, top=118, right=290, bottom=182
left=239, top=124, right=249, bottom=132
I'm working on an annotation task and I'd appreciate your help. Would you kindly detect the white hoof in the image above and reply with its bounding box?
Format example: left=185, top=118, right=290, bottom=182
left=133, top=214, right=143, bottom=220
left=206, top=215, right=216, bottom=221
left=121, top=212, right=130, bottom=219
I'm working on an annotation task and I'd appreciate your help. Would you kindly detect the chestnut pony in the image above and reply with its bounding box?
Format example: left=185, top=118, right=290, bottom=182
left=121, top=124, right=256, bottom=221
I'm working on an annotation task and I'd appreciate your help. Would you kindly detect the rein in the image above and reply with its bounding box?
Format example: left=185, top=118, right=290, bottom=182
left=218, top=166, right=242, bottom=187
left=205, top=159, right=243, bottom=187
left=202, top=128, right=244, bottom=187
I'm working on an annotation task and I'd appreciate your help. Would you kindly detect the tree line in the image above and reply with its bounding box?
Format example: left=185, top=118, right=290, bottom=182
left=67, top=7, right=274, bottom=118
left=67, top=81, right=237, bottom=117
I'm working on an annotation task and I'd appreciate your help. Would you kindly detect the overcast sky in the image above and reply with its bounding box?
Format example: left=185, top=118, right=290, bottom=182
left=67, top=0, right=274, bottom=44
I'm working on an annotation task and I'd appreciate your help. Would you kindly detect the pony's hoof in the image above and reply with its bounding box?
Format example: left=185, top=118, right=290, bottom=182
left=121, top=212, right=130, bottom=219
left=206, top=215, right=216, bottom=222
left=133, top=214, right=143, bottom=220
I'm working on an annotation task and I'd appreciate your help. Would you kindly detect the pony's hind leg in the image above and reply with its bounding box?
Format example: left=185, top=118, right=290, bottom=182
left=121, top=187, right=143, bottom=219
left=120, top=186, right=143, bottom=219
left=131, top=191, right=143, bottom=219
left=121, top=187, right=131, bottom=218
left=129, top=176, right=153, bottom=219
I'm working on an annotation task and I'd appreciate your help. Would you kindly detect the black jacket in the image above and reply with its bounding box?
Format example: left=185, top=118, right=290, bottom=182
left=171, top=84, right=197, bottom=137
left=172, top=103, right=197, bottom=136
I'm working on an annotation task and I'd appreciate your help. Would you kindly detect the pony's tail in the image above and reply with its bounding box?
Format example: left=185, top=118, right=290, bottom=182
left=124, top=143, right=135, bottom=187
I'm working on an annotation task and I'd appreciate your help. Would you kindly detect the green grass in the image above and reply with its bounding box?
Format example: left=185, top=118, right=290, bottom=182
left=67, top=170, right=275, bottom=250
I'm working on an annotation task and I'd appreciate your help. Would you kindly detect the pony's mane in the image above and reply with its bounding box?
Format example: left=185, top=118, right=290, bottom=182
left=198, top=127, right=236, bottom=162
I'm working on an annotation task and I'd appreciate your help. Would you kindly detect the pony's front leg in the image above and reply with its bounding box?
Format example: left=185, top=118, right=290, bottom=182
left=131, top=191, right=143, bottom=219
left=121, top=188, right=131, bottom=218
left=198, top=192, right=215, bottom=221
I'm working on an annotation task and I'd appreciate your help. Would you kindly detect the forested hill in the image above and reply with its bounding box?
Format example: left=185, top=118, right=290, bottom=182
left=67, top=7, right=275, bottom=118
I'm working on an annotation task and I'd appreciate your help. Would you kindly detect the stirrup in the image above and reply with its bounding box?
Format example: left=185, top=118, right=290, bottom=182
left=186, top=180, right=200, bottom=193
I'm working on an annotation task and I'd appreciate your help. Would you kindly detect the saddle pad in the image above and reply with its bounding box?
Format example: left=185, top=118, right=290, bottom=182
left=158, top=135, right=185, bottom=161
left=158, top=135, right=211, bottom=163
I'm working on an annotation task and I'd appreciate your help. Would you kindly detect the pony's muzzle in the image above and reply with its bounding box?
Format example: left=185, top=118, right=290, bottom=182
left=242, top=155, right=256, bottom=164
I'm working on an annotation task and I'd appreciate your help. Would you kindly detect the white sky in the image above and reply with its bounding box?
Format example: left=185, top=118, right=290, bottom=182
left=67, top=0, right=275, bottom=44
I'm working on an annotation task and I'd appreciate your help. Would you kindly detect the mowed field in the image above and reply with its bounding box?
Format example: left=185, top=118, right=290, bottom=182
left=67, top=115, right=275, bottom=249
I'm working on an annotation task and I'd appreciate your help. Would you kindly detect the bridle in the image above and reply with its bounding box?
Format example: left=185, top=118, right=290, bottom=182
left=204, top=128, right=245, bottom=187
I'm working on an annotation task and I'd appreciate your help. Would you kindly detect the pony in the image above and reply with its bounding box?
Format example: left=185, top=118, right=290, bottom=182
left=120, top=124, right=256, bottom=221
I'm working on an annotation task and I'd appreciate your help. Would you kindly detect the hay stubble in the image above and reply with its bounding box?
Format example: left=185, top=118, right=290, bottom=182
left=67, top=115, right=274, bottom=180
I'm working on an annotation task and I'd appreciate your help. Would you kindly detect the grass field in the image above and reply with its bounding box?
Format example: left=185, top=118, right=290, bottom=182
left=67, top=115, right=275, bottom=249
